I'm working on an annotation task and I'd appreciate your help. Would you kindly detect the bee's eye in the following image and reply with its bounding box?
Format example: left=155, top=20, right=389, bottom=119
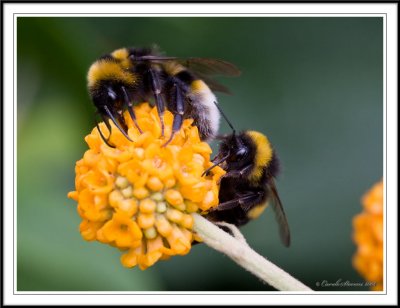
left=236, top=148, right=247, bottom=159
left=107, top=88, right=117, bottom=101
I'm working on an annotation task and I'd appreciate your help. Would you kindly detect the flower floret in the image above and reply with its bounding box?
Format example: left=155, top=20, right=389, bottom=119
left=352, top=180, right=383, bottom=291
left=68, top=103, right=225, bottom=269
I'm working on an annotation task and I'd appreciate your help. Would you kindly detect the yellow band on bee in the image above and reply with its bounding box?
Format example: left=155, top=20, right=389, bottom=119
left=246, top=131, right=273, bottom=181
left=87, top=60, right=136, bottom=88
left=111, top=48, right=131, bottom=68
left=162, top=62, right=185, bottom=76
left=247, top=203, right=268, bottom=220
left=111, top=48, right=129, bottom=61
left=190, top=80, right=208, bottom=92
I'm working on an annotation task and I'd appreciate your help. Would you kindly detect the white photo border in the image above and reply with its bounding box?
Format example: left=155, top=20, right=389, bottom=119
left=3, top=2, right=398, bottom=306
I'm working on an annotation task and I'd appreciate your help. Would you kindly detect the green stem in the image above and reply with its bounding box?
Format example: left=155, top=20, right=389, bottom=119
left=193, top=213, right=312, bottom=291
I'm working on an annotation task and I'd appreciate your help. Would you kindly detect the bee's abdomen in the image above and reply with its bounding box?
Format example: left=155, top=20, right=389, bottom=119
left=188, top=79, right=220, bottom=140
left=162, top=62, right=220, bottom=140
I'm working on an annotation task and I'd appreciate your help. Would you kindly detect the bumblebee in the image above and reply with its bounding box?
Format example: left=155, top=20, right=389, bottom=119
left=87, top=46, right=241, bottom=147
left=204, top=104, right=291, bottom=247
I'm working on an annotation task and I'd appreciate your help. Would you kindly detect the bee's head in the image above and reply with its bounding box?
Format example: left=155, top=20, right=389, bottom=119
left=218, top=132, right=256, bottom=171
left=89, top=81, right=124, bottom=112
left=88, top=55, right=137, bottom=110
left=202, top=103, right=271, bottom=177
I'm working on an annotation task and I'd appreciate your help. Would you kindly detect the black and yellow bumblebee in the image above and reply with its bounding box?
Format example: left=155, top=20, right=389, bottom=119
left=87, top=46, right=241, bottom=147
left=204, top=104, right=291, bottom=247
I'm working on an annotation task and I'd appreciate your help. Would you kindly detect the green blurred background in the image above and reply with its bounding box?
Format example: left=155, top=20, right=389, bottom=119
left=17, top=17, right=383, bottom=291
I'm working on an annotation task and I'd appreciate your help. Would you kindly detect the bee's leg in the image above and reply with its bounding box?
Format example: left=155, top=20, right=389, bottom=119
left=210, top=150, right=228, bottom=163
left=212, top=192, right=261, bottom=212
left=121, top=86, right=142, bottom=134
left=103, top=105, right=133, bottom=142
left=149, top=68, right=166, bottom=137
left=201, top=153, right=230, bottom=177
left=224, top=164, right=253, bottom=178
left=214, top=221, right=249, bottom=246
left=162, top=83, right=184, bottom=147
left=95, top=115, right=116, bottom=148
left=211, top=156, right=219, bottom=162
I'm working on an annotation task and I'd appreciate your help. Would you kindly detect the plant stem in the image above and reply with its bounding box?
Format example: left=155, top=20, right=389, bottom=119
left=193, top=213, right=312, bottom=291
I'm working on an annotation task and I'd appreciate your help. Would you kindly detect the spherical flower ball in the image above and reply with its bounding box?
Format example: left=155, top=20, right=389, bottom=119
left=68, top=103, right=225, bottom=270
left=352, top=180, right=383, bottom=291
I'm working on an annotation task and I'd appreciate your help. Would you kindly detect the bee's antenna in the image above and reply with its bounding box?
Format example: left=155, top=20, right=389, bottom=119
left=201, top=153, right=230, bottom=177
left=213, top=102, right=236, bottom=134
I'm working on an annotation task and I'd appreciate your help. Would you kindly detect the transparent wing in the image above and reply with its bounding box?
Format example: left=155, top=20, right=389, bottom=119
left=191, top=72, right=233, bottom=94
left=179, top=58, right=241, bottom=77
left=179, top=58, right=241, bottom=94
left=268, top=178, right=291, bottom=247
left=138, top=56, right=241, bottom=94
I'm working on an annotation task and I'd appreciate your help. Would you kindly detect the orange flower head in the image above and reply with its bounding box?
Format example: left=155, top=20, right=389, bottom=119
left=68, top=103, right=225, bottom=270
left=352, top=179, right=384, bottom=291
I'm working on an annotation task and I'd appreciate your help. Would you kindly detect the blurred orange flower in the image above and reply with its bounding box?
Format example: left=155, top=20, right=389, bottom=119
left=352, top=179, right=384, bottom=291
left=68, top=103, right=225, bottom=270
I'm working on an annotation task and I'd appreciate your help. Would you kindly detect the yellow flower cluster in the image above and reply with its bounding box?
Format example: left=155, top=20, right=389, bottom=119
left=352, top=180, right=383, bottom=291
left=68, top=103, right=225, bottom=269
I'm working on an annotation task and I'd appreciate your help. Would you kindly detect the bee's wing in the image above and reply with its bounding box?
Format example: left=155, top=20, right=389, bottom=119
left=191, top=72, right=233, bottom=94
left=180, top=58, right=241, bottom=94
left=140, top=56, right=241, bottom=94
left=139, top=56, right=241, bottom=76
left=180, top=58, right=242, bottom=77
left=139, top=55, right=177, bottom=61
left=268, top=178, right=291, bottom=247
